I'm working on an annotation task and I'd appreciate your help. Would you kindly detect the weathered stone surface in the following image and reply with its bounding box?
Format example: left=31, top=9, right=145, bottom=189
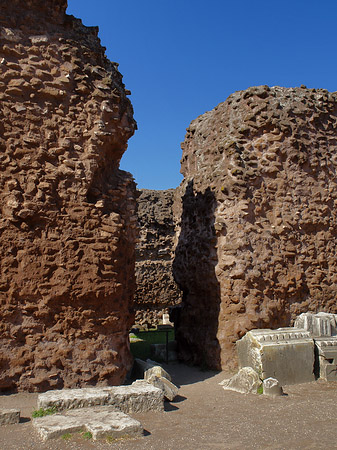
left=0, top=0, right=137, bottom=391
left=134, top=358, right=172, bottom=381
left=146, top=375, right=179, bottom=401
left=0, top=408, right=20, bottom=425
left=295, top=313, right=337, bottom=337
left=263, top=378, right=283, bottom=397
left=144, top=364, right=172, bottom=382
left=33, top=406, right=143, bottom=441
left=173, top=85, right=337, bottom=370
left=37, top=380, right=164, bottom=413
left=236, top=328, right=315, bottom=385
left=219, top=367, right=261, bottom=394
left=135, top=189, right=182, bottom=327
left=315, top=338, right=337, bottom=381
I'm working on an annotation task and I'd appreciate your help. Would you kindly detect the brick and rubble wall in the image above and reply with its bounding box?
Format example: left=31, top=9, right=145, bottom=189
left=134, top=189, right=182, bottom=327
left=173, top=85, right=337, bottom=370
left=0, top=0, right=137, bottom=391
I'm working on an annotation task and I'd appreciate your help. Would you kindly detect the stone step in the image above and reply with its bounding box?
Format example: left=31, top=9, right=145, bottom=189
left=38, top=380, right=164, bottom=413
left=33, top=406, right=143, bottom=441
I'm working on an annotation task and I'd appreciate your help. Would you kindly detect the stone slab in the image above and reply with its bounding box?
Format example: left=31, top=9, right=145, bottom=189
left=0, top=408, right=20, bottom=425
left=146, top=375, right=179, bottom=401
left=38, top=380, right=164, bottom=413
left=236, top=328, right=315, bottom=385
left=219, top=367, right=261, bottom=394
left=294, top=312, right=337, bottom=337
left=33, top=406, right=143, bottom=441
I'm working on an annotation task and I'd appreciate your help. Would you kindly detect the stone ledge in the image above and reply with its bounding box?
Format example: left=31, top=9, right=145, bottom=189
left=38, top=380, right=164, bottom=413
left=33, top=406, right=143, bottom=441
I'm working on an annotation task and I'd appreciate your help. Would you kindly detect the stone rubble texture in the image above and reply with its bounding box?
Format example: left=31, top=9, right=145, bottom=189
left=37, top=380, right=164, bottom=413
left=236, top=328, right=315, bottom=385
left=0, top=0, right=137, bottom=391
left=135, top=189, right=182, bottom=327
left=173, top=85, right=337, bottom=370
left=0, top=408, right=20, bottom=425
left=33, top=406, right=143, bottom=441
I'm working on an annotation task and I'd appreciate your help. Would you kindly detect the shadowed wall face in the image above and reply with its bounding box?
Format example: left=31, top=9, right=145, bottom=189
left=135, top=189, right=182, bottom=327
left=174, top=85, right=337, bottom=370
left=0, top=0, right=137, bottom=391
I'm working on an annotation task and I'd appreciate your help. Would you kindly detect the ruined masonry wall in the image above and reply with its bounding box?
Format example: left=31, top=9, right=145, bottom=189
left=174, top=85, right=337, bottom=370
left=0, top=0, right=137, bottom=391
left=135, top=189, right=182, bottom=327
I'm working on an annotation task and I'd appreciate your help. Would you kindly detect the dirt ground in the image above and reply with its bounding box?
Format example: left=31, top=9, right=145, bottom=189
left=1, top=362, right=337, bottom=450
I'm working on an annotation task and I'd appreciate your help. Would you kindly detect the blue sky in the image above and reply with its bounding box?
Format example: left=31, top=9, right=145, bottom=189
left=67, top=0, right=337, bottom=190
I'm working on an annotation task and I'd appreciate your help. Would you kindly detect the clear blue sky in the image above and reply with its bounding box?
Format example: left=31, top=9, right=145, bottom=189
left=67, top=0, right=337, bottom=190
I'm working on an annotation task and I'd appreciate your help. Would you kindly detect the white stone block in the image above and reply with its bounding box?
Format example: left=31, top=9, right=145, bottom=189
left=33, top=406, right=143, bottom=441
left=236, top=328, right=315, bottom=385
left=38, top=380, right=164, bottom=413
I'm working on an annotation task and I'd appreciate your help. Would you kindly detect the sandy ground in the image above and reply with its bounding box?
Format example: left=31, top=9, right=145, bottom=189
left=1, top=363, right=337, bottom=450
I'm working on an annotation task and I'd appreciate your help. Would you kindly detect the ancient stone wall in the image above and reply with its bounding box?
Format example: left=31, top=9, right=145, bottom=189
left=0, top=0, right=137, bottom=391
left=173, top=85, right=337, bottom=370
left=135, top=189, right=182, bottom=327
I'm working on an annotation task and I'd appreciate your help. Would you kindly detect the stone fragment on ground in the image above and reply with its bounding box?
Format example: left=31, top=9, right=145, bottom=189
left=0, top=408, right=20, bottom=425
left=236, top=328, right=315, bottom=385
left=38, top=380, right=164, bottom=413
left=33, top=406, right=143, bottom=441
left=219, top=367, right=262, bottom=394
left=263, top=378, right=283, bottom=397
left=144, top=361, right=172, bottom=382
left=146, top=375, right=179, bottom=401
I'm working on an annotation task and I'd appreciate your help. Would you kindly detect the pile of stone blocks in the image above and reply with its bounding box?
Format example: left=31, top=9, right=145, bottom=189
left=34, top=363, right=179, bottom=441
left=236, top=312, right=337, bottom=387
left=133, top=359, right=179, bottom=401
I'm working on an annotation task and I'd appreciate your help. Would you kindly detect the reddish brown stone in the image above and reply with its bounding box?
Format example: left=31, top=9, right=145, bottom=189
left=135, top=189, right=182, bottom=327
left=0, top=0, right=137, bottom=391
left=174, top=85, right=337, bottom=370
